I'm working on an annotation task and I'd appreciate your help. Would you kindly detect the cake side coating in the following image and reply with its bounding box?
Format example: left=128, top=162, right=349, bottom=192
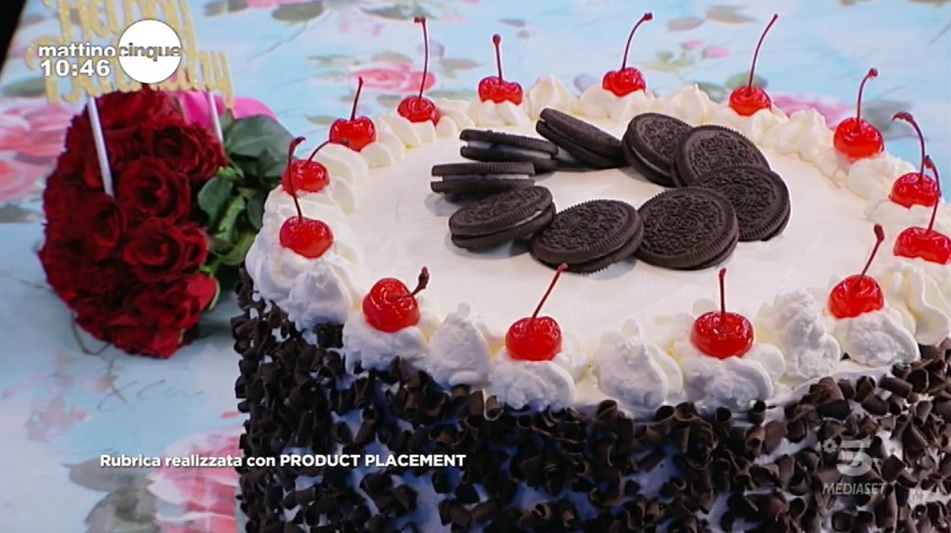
left=233, top=269, right=951, bottom=532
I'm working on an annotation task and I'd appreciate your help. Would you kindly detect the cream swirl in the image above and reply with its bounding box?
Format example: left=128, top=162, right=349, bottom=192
left=526, top=75, right=577, bottom=119
left=873, top=257, right=951, bottom=346
left=755, top=290, right=842, bottom=383
left=577, top=86, right=654, bottom=123
left=706, top=105, right=787, bottom=147
left=285, top=257, right=363, bottom=330
left=759, top=109, right=835, bottom=167
left=425, top=304, right=501, bottom=387
left=594, top=320, right=684, bottom=411
left=666, top=300, right=786, bottom=410
left=342, top=296, right=441, bottom=373
left=261, top=191, right=357, bottom=242
left=865, top=196, right=951, bottom=237
left=830, top=306, right=920, bottom=367
left=467, top=99, right=532, bottom=127
left=844, top=153, right=916, bottom=200
left=486, top=350, right=578, bottom=410
left=651, top=85, right=716, bottom=125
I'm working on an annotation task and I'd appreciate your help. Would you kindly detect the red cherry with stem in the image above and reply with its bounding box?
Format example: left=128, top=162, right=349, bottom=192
left=477, top=34, right=523, bottom=105
left=894, top=157, right=951, bottom=264
left=728, top=14, right=779, bottom=117
left=363, top=267, right=430, bottom=333
left=329, top=77, right=377, bottom=152
left=828, top=224, right=886, bottom=319
left=601, top=12, right=653, bottom=97
left=281, top=140, right=331, bottom=194
left=397, top=17, right=441, bottom=125
left=833, top=68, right=884, bottom=161
left=888, top=112, right=939, bottom=209
left=689, top=268, right=754, bottom=359
left=505, top=264, right=567, bottom=362
left=278, top=136, right=335, bottom=259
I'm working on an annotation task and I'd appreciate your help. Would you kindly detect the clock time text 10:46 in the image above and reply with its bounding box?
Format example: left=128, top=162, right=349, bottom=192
left=40, top=58, right=112, bottom=78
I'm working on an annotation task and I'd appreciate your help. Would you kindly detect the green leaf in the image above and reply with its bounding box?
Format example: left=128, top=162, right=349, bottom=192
left=706, top=5, right=755, bottom=24
left=246, top=192, right=266, bottom=230
left=308, top=54, right=362, bottom=68
left=724, top=72, right=766, bottom=90
left=213, top=196, right=247, bottom=242
left=225, top=115, right=294, bottom=159
left=306, top=114, right=338, bottom=126
left=216, top=165, right=244, bottom=182
left=1, top=77, right=46, bottom=98
left=219, top=110, right=235, bottom=133
left=197, top=177, right=233, bottom=224
left=667, top=16, right=703, bottom=32
left=440, top=58, right=480, bottom=71
left=498, top=18, right=526, bottom=27
left=272, top=0, right=324, bottom=22
left=370, top=51, right=414, bottom=65
left=219, top=231, right=256, bottom=266
left=695, top=82, right=728, bottom=103
left=656, top=51, right=674, bottom=63
left=362, top=5, right=423, bottom=20
left=427, top=89, right=477, bottom=100
left=204, top=0, right=225, bottom=16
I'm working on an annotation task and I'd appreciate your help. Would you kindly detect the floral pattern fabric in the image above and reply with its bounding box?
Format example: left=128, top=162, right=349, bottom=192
left=0, top=0, right=949, bottom=531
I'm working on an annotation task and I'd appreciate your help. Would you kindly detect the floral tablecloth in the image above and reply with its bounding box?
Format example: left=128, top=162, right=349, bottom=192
left=0, top=1, right=949, bottom=531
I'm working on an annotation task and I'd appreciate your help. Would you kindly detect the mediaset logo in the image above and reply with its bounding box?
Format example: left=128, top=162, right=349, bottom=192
left=819, top=438, right=885, bottom=495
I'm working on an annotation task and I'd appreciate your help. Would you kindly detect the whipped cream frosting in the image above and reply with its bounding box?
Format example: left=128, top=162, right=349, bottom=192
left=245, top=77, right=950, bottom=413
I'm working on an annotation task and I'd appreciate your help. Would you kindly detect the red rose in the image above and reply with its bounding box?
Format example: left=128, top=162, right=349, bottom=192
left=73, top=297, right=112, bottom=340
left=59, top=119, right=147, bottom=191
left=350, top=65, right=435, bottom=94
left=65, top=86, right=179, bottom=140
left=78, top=193, right=123, bottom=260
left=135, top=274, right=218, bottom=329
left=112, top=325, right=185, bottom=359
left=42, top=166, right=87, bottom=238
left=115, top=157, right=192, bottom=223
left=140, top=116, right=227, bottom=182
left=38, top=239, right=84, bottom=304
left=121, top=219, right=208, bottom=281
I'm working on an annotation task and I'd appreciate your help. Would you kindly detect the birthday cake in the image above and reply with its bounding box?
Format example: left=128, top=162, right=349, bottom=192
left=233, top=15, right=951, bottom=533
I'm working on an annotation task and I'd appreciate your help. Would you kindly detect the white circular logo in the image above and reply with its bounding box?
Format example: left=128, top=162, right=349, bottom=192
left=116, top=20, right=182, bottom=84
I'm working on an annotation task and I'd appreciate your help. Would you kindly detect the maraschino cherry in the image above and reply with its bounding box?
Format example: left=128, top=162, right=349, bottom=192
left=329, top=77, right=377, bottom=152
left=601, top=12, right=653, bottom=97
left=363, top=267, right=430, bottom=333
left=397, top=17, right=441, bottom=124
left=894, top=158, right=951, bottom=265
left=888, top=112, right=939, bottom=209
left=728, top=14, right=779, bottom=117
left=505, top=264, right=567, bottom=362
left=279, top=137, right=335, bottom=259
left=828, top=224, right=886, bottom=319
left=690, top=268, right=754, bottom=359
left=478, top=34, right=523, bottom=105
left=281, top=140, right=330, bottom=194
left=833, top=68, right=884, bottom=162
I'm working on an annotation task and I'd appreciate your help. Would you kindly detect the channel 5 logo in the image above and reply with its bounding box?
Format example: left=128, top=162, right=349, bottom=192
left=821, top=438, right=874, bottom=476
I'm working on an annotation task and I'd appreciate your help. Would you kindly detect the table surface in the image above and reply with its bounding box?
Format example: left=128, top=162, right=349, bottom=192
left=1, top=1, right=949, bottom=531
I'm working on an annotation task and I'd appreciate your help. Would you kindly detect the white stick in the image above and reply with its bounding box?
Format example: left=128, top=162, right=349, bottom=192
left=86, top=97, right=114, bottom=196
left=207, top=91, right=224, bottom=142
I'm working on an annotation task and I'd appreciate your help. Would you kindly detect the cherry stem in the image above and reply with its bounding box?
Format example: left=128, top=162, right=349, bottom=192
left=892, top=112, right=927, bottom=181
left=390, top=267, right=430, bottom=301
left=286, top=136, right=306, bottom=220
left=415, top=17, right=430, bottom=100
left=859, top=224, right=886, bottom=279
left=349, top=77, right=365, bottom=121
left=492, top=34, right=504, bottom=80
left=620, top=12, right=653, bottom=70
left=530, top=264, right=567, bottom=322
left=924, top=156, right=940, bottom=231
left=855, top=68, right=878, bottom=123
left=747, top=14, right=778, bottom=89
left=718, top=268, right=727, bottom=316
left=305, top=140, right=331, bottom=164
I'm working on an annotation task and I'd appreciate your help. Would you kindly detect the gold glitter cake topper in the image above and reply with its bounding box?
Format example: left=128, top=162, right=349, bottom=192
left=23, top=0, right=234, bottom=108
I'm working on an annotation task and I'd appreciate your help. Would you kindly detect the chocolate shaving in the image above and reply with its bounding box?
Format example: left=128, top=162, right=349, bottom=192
left=748, top=400, right=767, bottom=424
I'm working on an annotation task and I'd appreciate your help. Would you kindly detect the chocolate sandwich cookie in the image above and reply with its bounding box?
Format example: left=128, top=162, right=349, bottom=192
left=530, top=199, right=644, bottom=273
left=673, top=125, right=771, bottom=187
left=459, top=129, right=559, bottom=173
left=536, top=108, right=626, bottom=170
left=430, top=161, right=536, bottom=199
left=696, top=165, right=791, bottom=242
left=622, top=113, right=693, bottom=187
left=636, top=187, right=739, bottom=270
left=448, top=186, right=555, bottom=250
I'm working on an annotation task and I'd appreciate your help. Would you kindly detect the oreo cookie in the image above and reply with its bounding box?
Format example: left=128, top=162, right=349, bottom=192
left=430, top=161, right=535, bottom=199
left=530, top=199, right=643, bottom=273
left=636, top=187, right=739, bottom=270
left=674, top=125, right=771, bottom=186
left=622, top=113, right=692, bottom=187
left=448, top=186, right=555, bottom=250
left=459, top=129, right=559, bottom=173
left=696, top=165, right=791, bottom=242
left=536, top=108, right=626, bottom=170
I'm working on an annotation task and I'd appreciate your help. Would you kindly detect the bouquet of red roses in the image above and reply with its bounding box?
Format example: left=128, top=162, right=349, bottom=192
left=39, top=86, right=295, bottom=358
